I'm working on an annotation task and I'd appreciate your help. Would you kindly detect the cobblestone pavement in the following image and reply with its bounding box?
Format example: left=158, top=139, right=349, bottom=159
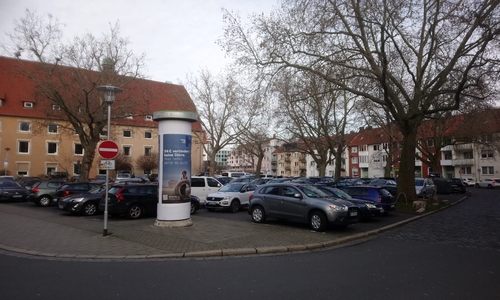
left=0, top=191, right=474, bottom=259
left=384, top=188, right=500, bottom=251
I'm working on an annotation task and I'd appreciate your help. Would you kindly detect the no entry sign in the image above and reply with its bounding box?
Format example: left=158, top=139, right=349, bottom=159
left=98, top=140, right=119, bottom=159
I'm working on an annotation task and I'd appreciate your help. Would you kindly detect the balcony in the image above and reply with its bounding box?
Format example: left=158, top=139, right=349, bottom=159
left=359, top=162, right=369, bottom=168
left=453, top=159, right=474, bottom=166
left=453, top=143, right=473, bottom=151
left=285, top=166, right=291, bottom=171
left=441, top=159, right=453, bottom=166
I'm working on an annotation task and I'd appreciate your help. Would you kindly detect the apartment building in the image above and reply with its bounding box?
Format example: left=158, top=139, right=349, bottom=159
left=0, top=56, right=204, bottom=179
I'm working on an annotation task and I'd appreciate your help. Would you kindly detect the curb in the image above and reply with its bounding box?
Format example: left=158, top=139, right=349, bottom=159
left=0, top=195, right=468, bottom=260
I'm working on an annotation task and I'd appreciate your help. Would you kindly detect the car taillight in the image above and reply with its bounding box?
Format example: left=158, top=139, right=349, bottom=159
left=32, top=187, right=39, bottom=193
left=63, top=190, right=70, bottom=196
left=377, top=197, right=382, bottom=202
left=115, top=188, right=125, bottom=201
left=494, top=180, right=497, bottom=184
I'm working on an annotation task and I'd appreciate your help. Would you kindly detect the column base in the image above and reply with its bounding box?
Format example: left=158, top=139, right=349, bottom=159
left=154, top=218, right=193, bottom=228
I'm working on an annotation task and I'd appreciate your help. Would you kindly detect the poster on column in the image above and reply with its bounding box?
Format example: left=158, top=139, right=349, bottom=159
left=161, top=134, right=191, bottom=204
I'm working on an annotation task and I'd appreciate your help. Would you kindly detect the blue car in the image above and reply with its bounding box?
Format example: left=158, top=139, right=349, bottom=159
left=339, top=185, right=396, bottom=213
left=315, top=185, right=385, bottom=220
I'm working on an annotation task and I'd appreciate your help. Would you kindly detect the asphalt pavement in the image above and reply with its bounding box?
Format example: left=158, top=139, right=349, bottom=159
left=0, top=192, right=468, bottom=260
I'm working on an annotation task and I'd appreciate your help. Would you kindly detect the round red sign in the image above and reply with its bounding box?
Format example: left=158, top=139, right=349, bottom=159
left=98, top=140, right=119, bottom=159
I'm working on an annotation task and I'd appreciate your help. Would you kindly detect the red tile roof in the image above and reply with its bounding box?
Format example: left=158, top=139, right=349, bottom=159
left=0, top=56, right=202, bottom=131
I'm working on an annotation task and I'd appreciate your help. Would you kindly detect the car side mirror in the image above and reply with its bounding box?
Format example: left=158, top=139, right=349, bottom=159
left=294, top=193, right=302, bottom=199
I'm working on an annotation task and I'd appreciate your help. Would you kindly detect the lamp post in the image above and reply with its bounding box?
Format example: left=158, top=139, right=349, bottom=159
left=4, top=147, right=10, bottom=176
left=97, top=85, right=123, bottom=236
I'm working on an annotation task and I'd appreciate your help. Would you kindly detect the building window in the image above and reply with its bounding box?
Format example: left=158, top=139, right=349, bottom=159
left=373, top=144, right=380, bottom=151
left=23, top=101, right=34, bottom=108
left=126, top=113, right=133, bottom=119
left=145, top=131, right=152, bottom=139
left=351, top=157, right=358, bottom=164
left=351, top=147, right=358, bottom=153
left=482, top=166, right=494, bottom=175
left=481, top=150, right=494, bottom=159
left=359, top=156, right=368, bottom=163
left=52, top=104, right=61, bottom=111
left=352, top=168, right=359, bottom=176
left=123, top=130, right=132, bottom=138
left=463, top=152, right=473, bottom=159
left=145, top=147, right=153, bottom=156
left=360, top=145, right=367, bottom=151
left=427, top=139, right=435, bottom=147
left=18, top=140, right=30, bottom=154
left=145, top=115, right=153, bottom=121
left=19, top=121, right=30, bottom=132
left=47, top=142, right=58, bottom=155
left=461, top=167, right=472, bottom=175
left=48, top=124, right=58, bottom=134
left=443, top=151, right=452, bottom=160
left=74, top=143, right=83, bottom=155
left=123, top=146, right=131, bottom=156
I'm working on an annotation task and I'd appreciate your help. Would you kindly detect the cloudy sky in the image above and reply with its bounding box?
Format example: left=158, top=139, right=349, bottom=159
left=0, top=0, right=277, bottom=84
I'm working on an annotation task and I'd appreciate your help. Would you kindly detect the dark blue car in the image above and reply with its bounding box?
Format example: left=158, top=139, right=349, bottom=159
left=315, top=185, right=385, bottom=220
left=340, top=185, right=396, bottom=213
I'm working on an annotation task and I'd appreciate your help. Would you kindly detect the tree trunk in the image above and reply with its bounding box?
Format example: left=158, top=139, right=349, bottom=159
left=397, top=128, right=418, bottom=202
left=82, top=142, right=98, bottom=181
left=334, top=147, right=343, bottom=181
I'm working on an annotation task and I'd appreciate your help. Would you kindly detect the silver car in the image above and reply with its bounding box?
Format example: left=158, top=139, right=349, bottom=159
left=248, top=183, right=359, bottom=231
left=206, top=183, right=257, bottom=213
left=415, top=178, right=436, bottom=198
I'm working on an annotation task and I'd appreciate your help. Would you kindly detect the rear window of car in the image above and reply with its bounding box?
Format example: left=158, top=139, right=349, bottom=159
left=377, top=188, right=392, bottom=196
left=47, top=182, right=64, bottom=188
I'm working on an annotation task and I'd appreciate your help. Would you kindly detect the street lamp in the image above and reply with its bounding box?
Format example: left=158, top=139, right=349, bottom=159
left=97, top=85, right=123, bottom=236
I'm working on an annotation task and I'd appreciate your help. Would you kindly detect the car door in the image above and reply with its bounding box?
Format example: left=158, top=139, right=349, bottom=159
left=239, top=184, right=257, bottom=205
left=279, top=185, right=308, bottom=220
left=260, top=185, right=285, bottom=218
left=142, top=185, right=158, bottom=214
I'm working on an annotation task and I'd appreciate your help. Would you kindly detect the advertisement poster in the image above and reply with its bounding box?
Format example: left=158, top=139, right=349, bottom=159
left=161, top=134, right=191, bottom=203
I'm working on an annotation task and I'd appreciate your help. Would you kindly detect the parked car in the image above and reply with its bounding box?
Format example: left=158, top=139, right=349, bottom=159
left=58, top=184, right=107, bottom=216
left=266, top=177, right=293, bottom=184
left=115, top=173, right=131, bottom=180
left=432, top=178, right=453, bottom=195
left=90, top=174, right=108, bottom=183
left=214, top=176, right=233, bottom=185
left=54, top=182, right=101, bottom=203
left=190, top=176, right=223, bottom=205
left=16, top=176, right=42, bottom=189
left=315, top=185, right=384, bottom=220
left=206, top=183, right=257, bottom=213
left=248, top=183, right=359, bottom=231
left=414, top=178, right=436, bottom=198
left=450, top=178, right=466, bottom=194
left=475, top=178, right=500, bottom=188
left=340, top=185, right=396, bottom=212
left=250, top=178, right=272, bottom=185
left=462, top=178, right=476, bottom=186
left=99, top=183, right=199, bottom=219
left=28, top=180, right=67, bottom=206
left=0, top=180, right=29, bottom=202
left=0, top=175, right=16, bottom=181
left=369, top=179, right=398, bottom=196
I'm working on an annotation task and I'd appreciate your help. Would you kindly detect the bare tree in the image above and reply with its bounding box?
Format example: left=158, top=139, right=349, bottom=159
left=135, top=153, right=159, bottom=175
left=5, top=9, right=147, bottom=181
left=272, top=70, right=356, bottom=179
left=220, top=0, right=500, bottom=201
left=184, top=69, right=253, bottom=176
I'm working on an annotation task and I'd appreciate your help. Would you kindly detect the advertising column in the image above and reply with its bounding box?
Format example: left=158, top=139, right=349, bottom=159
left=153, top=110, right=198, bottom=227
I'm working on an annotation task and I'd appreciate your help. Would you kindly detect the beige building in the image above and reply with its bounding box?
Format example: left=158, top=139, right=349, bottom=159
left=0, top=56, right=204, bottom=179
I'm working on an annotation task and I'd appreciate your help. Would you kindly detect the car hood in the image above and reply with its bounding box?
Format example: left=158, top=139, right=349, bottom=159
left=325, top=197, right=355, bottom=207
left=207, top=191, right=242, bottom=198
left=60, top=193, right=102, bottom=202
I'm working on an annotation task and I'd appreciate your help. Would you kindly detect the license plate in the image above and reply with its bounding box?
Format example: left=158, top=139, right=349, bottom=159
left=207, top=202, right=215, bottom=205
left=13, top=195, right=22, bottom=198
left=350, top=211, right=357, bottom=216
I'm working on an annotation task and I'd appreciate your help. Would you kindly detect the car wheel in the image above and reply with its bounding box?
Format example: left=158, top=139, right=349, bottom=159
left=229, top=200, right=240, bottom=213
left=126, top=204, right=143, bottom=219
left=37, top=196, right=52, bottom=207
left=309, top=211, right=327, bottom=232
left=475, top=183, right=480, bottom=188
left=421, top=192, right=426, bottom=199
left=488, top=184, right=493, bottom=189
left=82, top=202, right=98, bottom=216
left=251, top=206, right=266, bottom=223
left=190, top=202, right=198, bottom=214
left=207, top=208, right=216, bottom=212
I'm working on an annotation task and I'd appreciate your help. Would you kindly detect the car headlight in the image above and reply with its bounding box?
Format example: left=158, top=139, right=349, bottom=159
left=365, top=203, right=377, bottom=209
left=329, top=204, right=348, bottom=211
left=71, top=197, right=85, bottom=202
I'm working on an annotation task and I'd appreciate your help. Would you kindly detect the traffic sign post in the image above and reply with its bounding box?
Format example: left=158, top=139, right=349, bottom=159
left=98, top=140, right=119, bottom=159
left=98, top=140, right=119, bottom=237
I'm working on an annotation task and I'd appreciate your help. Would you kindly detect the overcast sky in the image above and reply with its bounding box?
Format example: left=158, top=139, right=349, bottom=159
left=0, top=0, right=277, bottom=84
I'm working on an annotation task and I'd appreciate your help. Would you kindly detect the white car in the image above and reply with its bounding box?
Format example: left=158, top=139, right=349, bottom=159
left=205, top=183, right=257, bottom=213
left=462, top=178, right=476, bottom=186
left=475, top=178, right=500, bottom=188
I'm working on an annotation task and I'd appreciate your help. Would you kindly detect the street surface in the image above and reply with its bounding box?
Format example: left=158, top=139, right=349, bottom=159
left=0, top=187, right=498, bottom=299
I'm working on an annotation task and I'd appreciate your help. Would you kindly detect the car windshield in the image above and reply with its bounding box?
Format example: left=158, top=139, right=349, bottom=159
left=296, top=185, right=329, bottom=198
left=219, top=183, right=244, bottom=192
left=415, top=179, right=425, bottom=186
left=330, top=188, right=353, bottom=200
left=88, top=185, right=106, bottom=194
